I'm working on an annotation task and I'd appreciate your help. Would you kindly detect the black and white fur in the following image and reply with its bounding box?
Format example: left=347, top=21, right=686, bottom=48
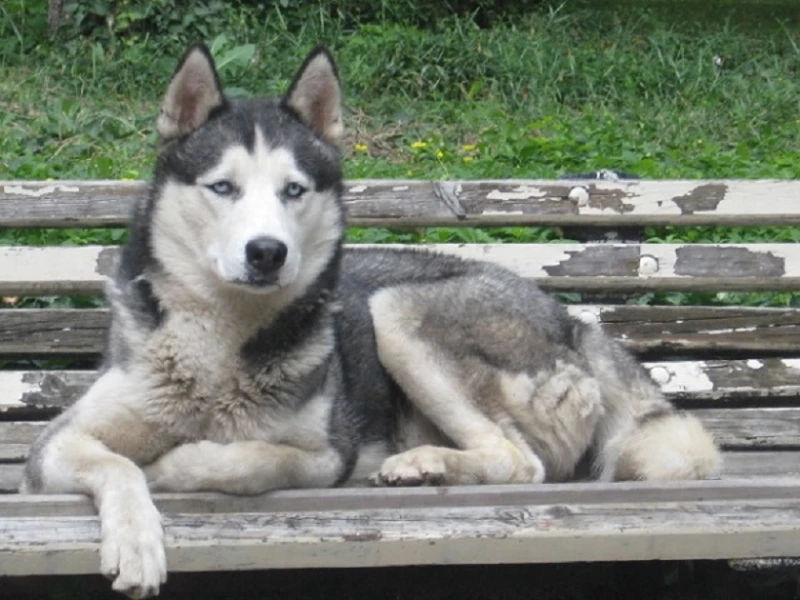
left=21, top=45, right=720, bottom=599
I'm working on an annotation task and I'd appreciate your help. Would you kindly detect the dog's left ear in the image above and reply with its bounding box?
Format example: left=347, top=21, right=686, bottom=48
left=282, top=46, right=343, bottom=146
left=158, top=44, right=224, bottom=141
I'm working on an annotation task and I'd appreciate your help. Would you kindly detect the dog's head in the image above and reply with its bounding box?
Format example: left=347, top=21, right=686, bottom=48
left=147, top=44, right=344, bottom=299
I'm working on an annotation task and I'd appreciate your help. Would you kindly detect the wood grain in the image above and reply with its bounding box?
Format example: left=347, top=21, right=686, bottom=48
left=2, top=496, right=800, bottom=575
left=3, top=179, right=800, bottom=227
left=1, top=451, right=797, bottom=492
left=1, top=407, right=798, bottom=464
left=5, top=243, right=800, bottom=295
left=2, top=357, right=799, bottom=413
left=5, top=306, right=800, bottom=358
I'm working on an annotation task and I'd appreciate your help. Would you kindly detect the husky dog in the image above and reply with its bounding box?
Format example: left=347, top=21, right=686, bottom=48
left=21, top=44, right=720, bottom=598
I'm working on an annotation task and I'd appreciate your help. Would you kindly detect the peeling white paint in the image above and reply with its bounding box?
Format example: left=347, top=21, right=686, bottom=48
left=486, top=186, right=547, bottom=201
left=649, top=366, right=671, bottom=385
left=0, top=372, right=41, bottom=410
left=348, top=185, right=367, bottom=193
left=392, top=186, right=409, bottom=192
left=4, top=184, right=80, bottom=197
left=781, top=359, right=800, bottom=370
left=0, top=246, right=107, bottom=287
left=638, top=255, right=659, bottom=276
left=654, top=362, right=715, bottom=393
left=703, top=327, right=757, bottom=335
left=481, top=209, right=526, bottom=216
left=568, top=186, right=589, bottom=206
left=746, top=360, right=764, bottom=370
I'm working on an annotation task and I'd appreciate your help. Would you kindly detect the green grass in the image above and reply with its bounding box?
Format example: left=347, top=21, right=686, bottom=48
left=1, top=0, right=799, bottom=307
left=2, top=1, right=797, bottom=181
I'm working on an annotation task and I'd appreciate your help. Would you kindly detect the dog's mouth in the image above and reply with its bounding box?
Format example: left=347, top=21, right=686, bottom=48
left=230, top=274, right=282, bottom=291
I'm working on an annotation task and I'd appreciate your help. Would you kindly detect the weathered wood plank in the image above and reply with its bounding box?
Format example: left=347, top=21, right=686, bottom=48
left=0, top=422, right=45, bottom=460
left=2, top=408, right=799, bottom=463
left=2, top=358, right=799, bottom=413
left=5, top=243, right=800, bottom=295
left=0, top=464, right=22, bottom=493
left=0, top=452, right=796, bottom=494
left=0, top=309, right=109, bottom=356
left=0, top=180, right=142, bottom=227
left=2, top=478, right=800, bottom=517
left=721, top=451, right=800, bottom=478
left=2, top=497, right=800, bottom=575
left=0, top=245, right=114, bottom=295
left=4, top=306, right=800, bottom=358
left=3, top=179, right=800, bottom=227
left=640, top=358, right=800, bottom=400
left=571, top=305, right=800, bottom=355
left=694, top=408, right=800, bottom=448
left=0, top=370, right=96, bottom=412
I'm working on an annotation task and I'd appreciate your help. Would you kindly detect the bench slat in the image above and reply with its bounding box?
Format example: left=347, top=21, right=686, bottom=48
left=4, top=243, right=800, bottom=295
left=2, top=496, right=800, bottom=575
left=1, top=408, right=798, bottom=463
left=694, top=408, right=800, bottom=448
left=0, top=452, right=796, bottom=494
left=3, top=179, right=800, bottom=227
left=2, top=478, right=800, bottom=516
left=2, top=358, right=799, bottom=414
left=5, top=306, right=800, bottom=358
left=3, top=478, right=800, bottom=517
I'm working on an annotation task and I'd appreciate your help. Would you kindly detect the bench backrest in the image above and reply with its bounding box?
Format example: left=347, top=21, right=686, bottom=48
left=1, top=178, right=799, bottom=492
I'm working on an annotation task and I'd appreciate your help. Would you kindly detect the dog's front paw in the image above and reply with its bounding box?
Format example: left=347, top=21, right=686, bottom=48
left=370, top=446, right=447, bottom=486
left=100, top=494, right=167, bottom=599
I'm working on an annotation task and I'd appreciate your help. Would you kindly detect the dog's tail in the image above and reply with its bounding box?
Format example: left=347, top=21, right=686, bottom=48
left=573, top=321, right=721, bottom=482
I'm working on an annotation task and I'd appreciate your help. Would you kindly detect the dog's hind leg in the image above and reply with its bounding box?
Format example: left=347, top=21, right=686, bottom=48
left=368, top=287, right=546, bottom=486
left=575, top=323, right=721, bottom=481
left=20, top=369, right=169, bottom=599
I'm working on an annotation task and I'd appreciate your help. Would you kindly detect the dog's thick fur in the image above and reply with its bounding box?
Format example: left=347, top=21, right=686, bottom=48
left=21, top=45, right=721, bottom=598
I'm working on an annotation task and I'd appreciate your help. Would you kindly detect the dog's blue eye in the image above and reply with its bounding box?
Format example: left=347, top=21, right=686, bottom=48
left=207, top=181, right=235, bottom=196
left=284, top=182, right=306, bottom=199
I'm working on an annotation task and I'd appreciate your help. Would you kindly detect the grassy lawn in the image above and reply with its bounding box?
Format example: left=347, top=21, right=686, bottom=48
left=0, top=0, right=798, bottom=306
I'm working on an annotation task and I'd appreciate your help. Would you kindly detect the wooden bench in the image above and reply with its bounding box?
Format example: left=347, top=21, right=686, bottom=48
left=1, top=178, right=799, bottom=580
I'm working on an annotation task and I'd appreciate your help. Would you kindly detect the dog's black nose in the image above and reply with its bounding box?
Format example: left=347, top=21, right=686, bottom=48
left=245, top=237, right=287, bottom=274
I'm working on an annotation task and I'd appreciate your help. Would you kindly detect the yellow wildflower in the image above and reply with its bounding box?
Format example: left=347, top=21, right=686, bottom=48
left=463, top=156, right=474, bottom=163
left=411, top=141, right=427, bottom=149
left=436, top=150, right=444, bottom=159
left=354, top=143, right=368, bottom=152
left=462, top=144, right=476, bottom=151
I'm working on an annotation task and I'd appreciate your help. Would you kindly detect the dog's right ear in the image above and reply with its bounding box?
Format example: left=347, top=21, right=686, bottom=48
left=282, top=46, right=343, bottom=146
left=157, top=44, right=224, bottom=141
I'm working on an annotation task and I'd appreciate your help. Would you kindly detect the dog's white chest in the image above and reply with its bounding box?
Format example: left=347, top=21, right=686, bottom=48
left=138, top=312, right=273, bottom=439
